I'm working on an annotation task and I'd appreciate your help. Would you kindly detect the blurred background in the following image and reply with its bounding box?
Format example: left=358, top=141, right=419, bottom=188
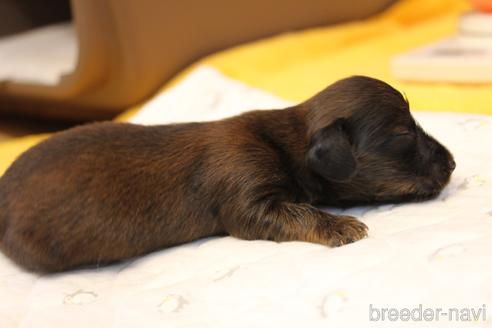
left=0, top=0, right=491, bottom=142
left=2, top=3, right=492, bottom=325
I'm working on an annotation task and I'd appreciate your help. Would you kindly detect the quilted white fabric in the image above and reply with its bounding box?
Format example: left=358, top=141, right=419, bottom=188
left=1, top=66, right=491, bottom=327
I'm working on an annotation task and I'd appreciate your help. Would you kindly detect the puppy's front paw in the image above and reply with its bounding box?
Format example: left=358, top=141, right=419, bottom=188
left=320, top=215, right=368, bottom=247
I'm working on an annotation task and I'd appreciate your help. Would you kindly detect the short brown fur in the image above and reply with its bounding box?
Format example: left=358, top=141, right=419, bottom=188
left=0, top=76, right=455, bottom=272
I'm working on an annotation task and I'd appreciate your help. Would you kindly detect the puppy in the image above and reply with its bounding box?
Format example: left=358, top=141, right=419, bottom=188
left=0, top=76, right=455, bottom=272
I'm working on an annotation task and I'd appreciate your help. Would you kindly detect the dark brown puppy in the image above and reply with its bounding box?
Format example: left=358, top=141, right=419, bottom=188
left=0, top=76, right=455, bottom=272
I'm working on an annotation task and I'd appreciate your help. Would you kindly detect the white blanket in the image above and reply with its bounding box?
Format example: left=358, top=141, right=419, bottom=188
left=1, top=66, right=491, bottom=327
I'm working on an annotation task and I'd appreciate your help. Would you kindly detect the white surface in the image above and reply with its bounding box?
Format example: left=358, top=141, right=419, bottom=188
left=460, top=11, right=492, bottom=36
left=391, top=35, right=492, bottom=83
left=0, top=23, right=77, bottom=85
left=130, top=66, right=292, bottom=125
left=1, top=66, right=492, bottom=327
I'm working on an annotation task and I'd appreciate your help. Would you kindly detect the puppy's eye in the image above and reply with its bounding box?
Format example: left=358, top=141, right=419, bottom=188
left=386, top=130, right=416, bottom=150
left=391, top=126, right=416, bottom=138
left=393, top=131, right=414, bottom=138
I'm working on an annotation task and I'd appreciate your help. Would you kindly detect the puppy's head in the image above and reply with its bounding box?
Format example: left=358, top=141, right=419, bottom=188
left=304, top=76, right=455, bottom=204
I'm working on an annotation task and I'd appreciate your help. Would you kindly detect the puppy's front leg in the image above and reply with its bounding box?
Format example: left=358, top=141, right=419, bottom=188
left=222, top=202, right=368, bottom=247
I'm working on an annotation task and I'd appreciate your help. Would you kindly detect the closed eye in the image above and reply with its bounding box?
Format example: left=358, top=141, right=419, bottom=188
left=387, top=131, right=417, bottom=149
left=393, top=132, right=414, bottom=138
left=392, top=122, right=418, bottom=138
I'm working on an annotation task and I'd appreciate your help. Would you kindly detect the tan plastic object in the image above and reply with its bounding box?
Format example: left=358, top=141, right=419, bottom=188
left=0, top=0, right=395, bottom=121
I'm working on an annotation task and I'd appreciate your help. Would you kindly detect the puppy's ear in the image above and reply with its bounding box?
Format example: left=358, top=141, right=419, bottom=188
left=306, top=118, right=357, bottom=182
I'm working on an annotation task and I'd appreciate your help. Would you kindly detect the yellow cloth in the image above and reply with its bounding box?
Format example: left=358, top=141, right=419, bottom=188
left=0, top=135, right=49, bottom=174
left=1, top=0, right=488, bottom=175
left=205, top=0, right=485, bottom=113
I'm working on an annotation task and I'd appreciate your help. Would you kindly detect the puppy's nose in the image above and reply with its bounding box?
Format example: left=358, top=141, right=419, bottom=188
left=448, top=159, right=456, bottom=172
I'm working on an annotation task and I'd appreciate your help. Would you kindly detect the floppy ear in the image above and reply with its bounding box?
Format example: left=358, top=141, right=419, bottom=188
left=306, top=118, right=357, bottom=182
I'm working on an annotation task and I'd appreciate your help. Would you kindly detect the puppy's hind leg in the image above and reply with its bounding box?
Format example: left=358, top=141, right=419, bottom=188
left=222, top=202, right=368, bottom=247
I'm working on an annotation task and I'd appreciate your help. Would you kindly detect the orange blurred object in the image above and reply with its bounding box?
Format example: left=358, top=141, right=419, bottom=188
left=470, top=0, right=492, bottom=12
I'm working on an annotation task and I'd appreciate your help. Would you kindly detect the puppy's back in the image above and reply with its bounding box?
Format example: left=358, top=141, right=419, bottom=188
left=0, top=121, right=223, bottom=271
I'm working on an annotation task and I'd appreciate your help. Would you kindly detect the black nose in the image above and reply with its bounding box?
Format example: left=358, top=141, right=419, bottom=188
left=449, top=159, right=456, bottom=172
